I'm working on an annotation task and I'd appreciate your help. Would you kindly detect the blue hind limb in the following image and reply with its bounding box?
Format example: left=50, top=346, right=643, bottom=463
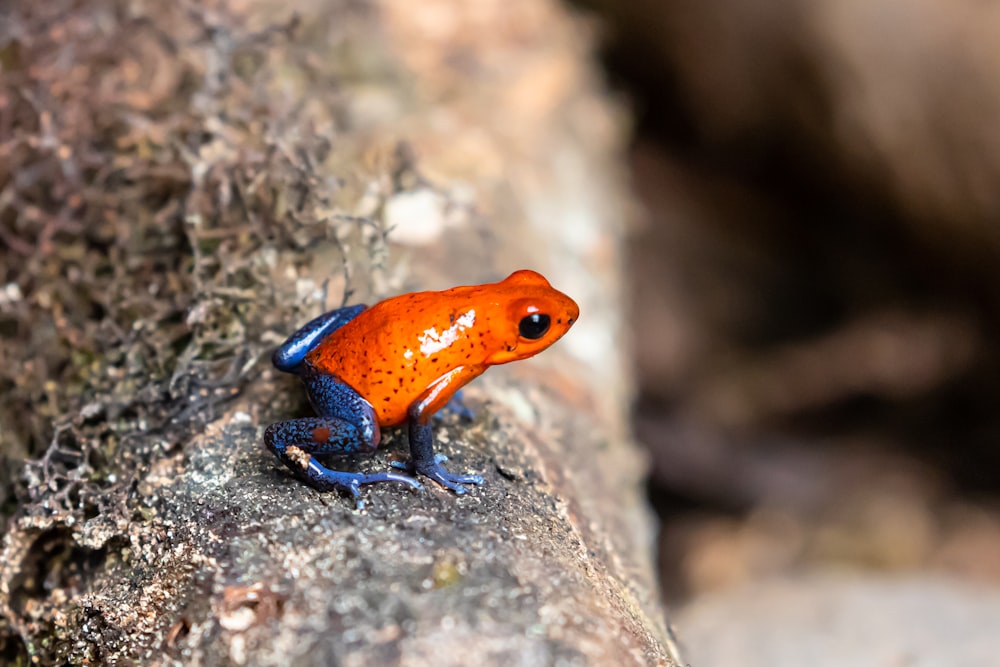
left=264, top=416, right=422, bottom=507
left=264, top=370, right=422, bottom=507
left=271, top=304, right=367, bottom=373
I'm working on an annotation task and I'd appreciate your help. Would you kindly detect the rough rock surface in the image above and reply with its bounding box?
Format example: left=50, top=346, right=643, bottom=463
left=0, top=0, right=678, bottom=664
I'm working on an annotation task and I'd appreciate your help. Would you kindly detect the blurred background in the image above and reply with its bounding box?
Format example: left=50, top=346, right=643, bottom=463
left=577, top=0, right=1000, bottom=662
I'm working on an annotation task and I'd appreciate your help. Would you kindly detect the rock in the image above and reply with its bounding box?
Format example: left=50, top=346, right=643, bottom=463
left=0, top=0, right=678, bottom=664
left=677, top=574, right=1000, bottom=667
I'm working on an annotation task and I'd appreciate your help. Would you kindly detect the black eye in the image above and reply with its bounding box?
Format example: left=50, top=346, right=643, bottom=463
left=518, top=313, right=550, bottom=340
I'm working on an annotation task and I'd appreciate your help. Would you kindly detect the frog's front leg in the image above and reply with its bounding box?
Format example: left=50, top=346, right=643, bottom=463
left=264, top=372, right=421, bottom=507
left=435, top=389, right=475, bottom=423
left=399, top=366, right=486, bottom=494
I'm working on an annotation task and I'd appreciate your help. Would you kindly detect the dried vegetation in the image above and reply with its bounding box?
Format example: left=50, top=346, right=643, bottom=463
left=0, top=2, right=395, bottom=660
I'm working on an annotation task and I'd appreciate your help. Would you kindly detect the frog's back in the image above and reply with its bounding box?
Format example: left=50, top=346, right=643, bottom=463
left=305, top=286, right=492, bottom=426
left=304, top=271, right=579, bottom=427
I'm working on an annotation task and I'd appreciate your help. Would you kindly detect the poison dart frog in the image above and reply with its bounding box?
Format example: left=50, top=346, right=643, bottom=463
left=264, top=269, right=579, bottom=506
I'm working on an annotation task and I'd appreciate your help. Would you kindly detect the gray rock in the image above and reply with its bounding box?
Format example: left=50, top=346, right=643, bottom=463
left=678, top=574, right=1000, bottom=667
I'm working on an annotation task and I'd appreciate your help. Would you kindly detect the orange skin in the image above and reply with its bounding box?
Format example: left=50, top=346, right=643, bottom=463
left=306, top=269, right=580, bottom=427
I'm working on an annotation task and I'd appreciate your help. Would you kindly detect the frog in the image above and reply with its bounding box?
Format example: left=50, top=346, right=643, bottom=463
left=264, top=269, right=579, bottom=506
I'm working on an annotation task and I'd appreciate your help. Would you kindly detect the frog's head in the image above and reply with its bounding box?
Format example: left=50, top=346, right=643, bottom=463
left=485, top=269, right=579, bottom=365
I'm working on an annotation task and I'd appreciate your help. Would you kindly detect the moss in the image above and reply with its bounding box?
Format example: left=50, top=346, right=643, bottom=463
left=0, top=0, right=398, bottom=660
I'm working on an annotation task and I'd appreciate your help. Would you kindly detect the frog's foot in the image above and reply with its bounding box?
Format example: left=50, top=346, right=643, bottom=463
left=420, top=465, right=484, bottom=494
left=304, top=460, right=422, bottom=509
left=393, top=455, right=483, bottom=494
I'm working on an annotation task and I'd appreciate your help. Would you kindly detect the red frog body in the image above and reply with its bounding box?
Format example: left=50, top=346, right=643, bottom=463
left=264, top=270, right=579, bottom=506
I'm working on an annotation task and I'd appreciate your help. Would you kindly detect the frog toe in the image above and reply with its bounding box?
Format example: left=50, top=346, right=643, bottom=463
left=417, top=463, right=484, bottom=494
left=355, top=470, right=423, bottom=491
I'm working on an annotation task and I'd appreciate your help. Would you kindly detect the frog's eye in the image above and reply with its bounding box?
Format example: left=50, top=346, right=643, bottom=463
left=518, top=313, right=550, bottom=340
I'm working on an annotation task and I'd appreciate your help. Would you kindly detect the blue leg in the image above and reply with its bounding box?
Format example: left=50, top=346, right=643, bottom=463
left=435, top=389, right=475, bottom=423
left=272, top=304, right=367, bottom=373
left=264, top=372, right=421, bottom=507
left=395, top=403, right=484, bottom=494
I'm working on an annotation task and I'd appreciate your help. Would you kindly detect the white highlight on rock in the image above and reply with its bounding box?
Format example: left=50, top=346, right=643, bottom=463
left=383, top=189, right=447, bottom=246
left=418, top=309, right=476, bottom=357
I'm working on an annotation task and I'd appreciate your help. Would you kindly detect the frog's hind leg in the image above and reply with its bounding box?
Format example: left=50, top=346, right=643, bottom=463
left=264, top=418, right=421, bottom=503
left=272, top=304, right=367, bottom=373
left=264, top=373, right=421, bottom=506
